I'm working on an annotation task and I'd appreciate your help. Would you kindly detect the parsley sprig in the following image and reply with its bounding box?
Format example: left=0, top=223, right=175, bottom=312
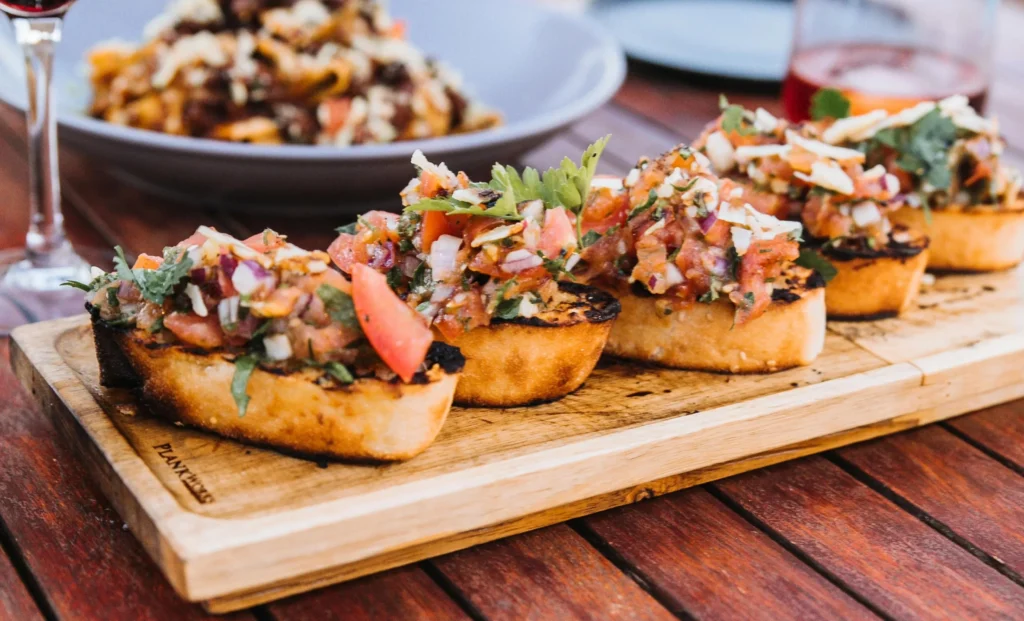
left=810, top=88, right=851, bottom=121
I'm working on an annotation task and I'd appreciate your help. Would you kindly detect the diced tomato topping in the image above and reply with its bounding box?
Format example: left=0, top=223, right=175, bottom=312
left=420, top=171, right=445, bottom=198
left=163, top=312, right=224, bottom=349
left=434, top=291, right=489, bottom=341
left=132, top=253, right=163, bottom=270
left=539, top=207, right=577, bottom=259
left=581, top=188, right=628, bottom=235
left=243, top=230, right=288, bottom=253
left=420, top=211, right=469, bottom=252
left=176, top=229, right=211, bottom=248
left=351, top=264, right=433, bottom=382
left=734, top=239, right=799, bottom=324
left=388, top=19, right=406, bottom=39
left=327, top=233, right=357, bottom=273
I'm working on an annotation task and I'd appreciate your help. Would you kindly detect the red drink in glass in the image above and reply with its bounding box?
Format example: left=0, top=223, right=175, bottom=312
left=783, top=43, right=989, bottom=122
left=0, top=0, right=75, bottom=17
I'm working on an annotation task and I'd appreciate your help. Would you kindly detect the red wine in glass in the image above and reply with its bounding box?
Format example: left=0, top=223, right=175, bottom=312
left=0, top=0, right=75, bottom=17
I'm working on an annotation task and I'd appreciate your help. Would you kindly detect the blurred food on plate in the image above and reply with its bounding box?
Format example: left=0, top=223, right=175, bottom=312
left=87, top=0, right=502, bottom=145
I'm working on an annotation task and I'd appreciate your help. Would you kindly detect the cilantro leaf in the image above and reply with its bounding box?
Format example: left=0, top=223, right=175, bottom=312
left=386, top=266, right=403, bottom=290
left=810, top=88, right=851, bottom=120
left=316, top=284, right=361, bottom=330
left=580, top=230, right=602, bottom=248
left=628, top=189, right=659, bottom=220
left=117, top=246, right=193, bottom=305
left=795, top=248, right=838, bottom=283
left=336, top=222, right=358, bottom=235
left=324, top=361, right=354, bottom=384
left=406, top=196, right=522, bottom=221
left=231, top=355, right=259, bottom=416
left=721, top=104, right=756, bottom=136
left=494, top=296, right=522, bottom=320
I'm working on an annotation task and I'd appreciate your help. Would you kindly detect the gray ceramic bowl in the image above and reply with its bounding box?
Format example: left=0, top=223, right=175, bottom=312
left=0, top=0, right=625, bottom=212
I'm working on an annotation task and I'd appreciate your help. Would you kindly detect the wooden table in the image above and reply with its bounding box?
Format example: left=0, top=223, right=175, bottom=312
left=4, top=17, right=1024, bottom=621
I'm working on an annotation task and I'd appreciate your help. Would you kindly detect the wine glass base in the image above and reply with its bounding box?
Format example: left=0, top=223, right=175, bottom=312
left=0, top=248, right=93, bottom=336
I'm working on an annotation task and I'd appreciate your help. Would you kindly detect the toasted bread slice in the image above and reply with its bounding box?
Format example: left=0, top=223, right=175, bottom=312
left=820, top=230, right=930, bottom=320
left=438, top=282, right=620, bottom=407
left=890, top=201, right=1024, bottom=271
left=603, top=270, right=826, bottom=373
left=92, top=317, right=464, bottom=462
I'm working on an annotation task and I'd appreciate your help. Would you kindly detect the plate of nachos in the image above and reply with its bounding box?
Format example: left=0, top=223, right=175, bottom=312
left=0, top=0, right=625, bottom=209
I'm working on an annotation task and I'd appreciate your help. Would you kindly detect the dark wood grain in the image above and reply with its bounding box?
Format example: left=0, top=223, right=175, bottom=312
left=0, top=341, right=254, bottom=621
left=838, top=426, right=1024, bottom=578
left=946, top=402, right=1024, bottom=471
left=0, top=544, right=43, bottom=621
left=267, top=565, right=469, bottom=621
left=432, top=524, right=675, bottom=621
left=715, top=457, right=1024, bottom=619
left=580, top=487, right=877, bottom=620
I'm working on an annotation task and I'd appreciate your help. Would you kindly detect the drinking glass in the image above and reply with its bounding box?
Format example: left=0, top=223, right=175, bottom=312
left=782, top=0, right=998, bottom=121
left=0, top=0, right=91, bottom=334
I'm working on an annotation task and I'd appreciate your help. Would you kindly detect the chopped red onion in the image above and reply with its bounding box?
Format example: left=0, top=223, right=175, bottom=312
left=699, top=212, right=718, bottom=234
left=219, top=253, right=238, bottom=278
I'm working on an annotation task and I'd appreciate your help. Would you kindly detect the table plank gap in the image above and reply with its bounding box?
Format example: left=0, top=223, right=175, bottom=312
left=0, top=518, right=48, bottom=621
left=264, top=564, right=473, bottom=621
left=429, top=524, right=677, bottom=621
left=943, top=402, right=1024, bottom=473
left=714, top=457, right=1024, bottom=618
left=574, top=487, right=881, bottom=620
left=702, top=485, right=894, bottom=620
left=830, top=429, right=1024, bottom=582
left=568, top=521, right=698, bottom=621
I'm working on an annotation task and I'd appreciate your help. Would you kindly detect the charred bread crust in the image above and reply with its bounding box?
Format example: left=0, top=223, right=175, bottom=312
left=890, top=200, right=1024, bottom=271
left=492, top=281, right=621, bottom=327
left=440, top=283, right=620, bottom=407
left=602, top=268, right=826, bottom=373
left=89, top=315, right=462, bottom=461
left=818, top=230, right=930, bottom=320
left=814, top=226, right=928, bottom=262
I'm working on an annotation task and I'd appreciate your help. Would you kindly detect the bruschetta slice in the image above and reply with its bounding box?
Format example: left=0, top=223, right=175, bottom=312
left=693, top=101, right=929, bottom=319
left=809, top=94, right=1024, bottom=272
left=576, top=146, right=825, bottom=372
left=327, top=143, right=620, bottom=406
left=68, top=228, right=463, bottom=461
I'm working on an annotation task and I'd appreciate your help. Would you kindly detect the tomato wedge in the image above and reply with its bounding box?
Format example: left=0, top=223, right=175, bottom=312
left=421, top=211, right=471, bottom=252
left=132, top=253, right=163, bottom=270
left=540, top=207, right=577, bottom=258
left=351, top=264, right=433, bottom=383
left=243, top=230, right=287, bottom=253
left=176, top=228, right=211, bottom=248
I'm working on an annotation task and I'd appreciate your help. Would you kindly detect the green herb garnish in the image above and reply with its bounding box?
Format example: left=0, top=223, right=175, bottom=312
left=795, top=248, right=838, bottom=283
left=316, top=284, right=360, bottom=329
left=494, top=296, right=522, bottom=320
left=580, top=230, right=602, bottom=248
left=628, top=189, right=659, bottom=220
left=113, top=246, right=194, bottom=305
left=231, top=355, right=260, bottom=416
left=324, top=361, right=354, bottom=385
left=386, top=266, right=403, bottom=290
left=810, top=88, right=851, bottom=121
left=335, top=221, right=358, bottom=235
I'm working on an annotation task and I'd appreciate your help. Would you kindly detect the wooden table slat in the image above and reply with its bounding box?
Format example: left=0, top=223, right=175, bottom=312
left=836, top=422, right=1024, bottom=579
left=0, top=341, right=254, bottom=621
left=432, top=525, right=676, bottom=621
left=266, top=565, right=469, bottom=621
left=946, top=402, right=1024, bottom=472
left=580, top=487, right=879, bottom=620
left=715, top=457, right=1024, bottom=619
left=0, top=543, right=44, bottom=621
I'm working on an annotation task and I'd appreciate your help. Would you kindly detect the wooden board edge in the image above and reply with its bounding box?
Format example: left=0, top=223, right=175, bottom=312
left=198, top=380, right=1015, bottom=614
left=8, top=319, right=197, bottom=602
left=178, top=362, right=929, bottom=600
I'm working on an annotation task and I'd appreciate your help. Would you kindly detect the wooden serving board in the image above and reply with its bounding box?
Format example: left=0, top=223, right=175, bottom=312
left=10, top=268, right=1024, bottom=613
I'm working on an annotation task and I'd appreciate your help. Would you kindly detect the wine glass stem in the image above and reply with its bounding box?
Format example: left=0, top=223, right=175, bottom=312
left=13, top=17, right=70, bottom=268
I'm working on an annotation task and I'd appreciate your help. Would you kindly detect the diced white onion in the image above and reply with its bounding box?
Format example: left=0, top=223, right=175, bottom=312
left=520, top=199, right=545, bottom=224
left=184, top=283, right=208, bottom=317
left=735, top=144, right=791, bottom=165
left=306, top=260, right=328, bottom=273
left=564, top=253, right=581, bottom=272
left=263, top=334, right=293, bottom=361
left=786, top=131, right=866, bottom=163
left=231, top=262, right=262, bottom=295
left=822, top=110, right=887, bottom=144
left=218, top=296, right=240, bottom=327
left=754, top=108, right=779, bottom=133
left=501, top=249, right=543, bottom=272
left=429, top=234, right=462, bottom=281
left=624, top=168, right=641, bottom=188
left=518, top=296, right=540, bottom=318
left=704, top=131, right=736, bottom=172
left=470, top=222, right=524, bottom=247
left=431, top=284, right=455, bottom=303
left=665, top=264, right=684, bottom=287
left=851, top=202, right=882, bottom=227
left=591, top=175, right=625, bottom=191
left=731, top=227, right=753, bottom=255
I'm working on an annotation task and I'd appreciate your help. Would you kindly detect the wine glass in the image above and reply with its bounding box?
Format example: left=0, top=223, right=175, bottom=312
left=0, top=0, right=91, bottom=334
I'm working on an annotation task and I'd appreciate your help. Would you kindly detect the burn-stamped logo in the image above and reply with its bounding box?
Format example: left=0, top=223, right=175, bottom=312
left=152, top=443, right=215, bottom=504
